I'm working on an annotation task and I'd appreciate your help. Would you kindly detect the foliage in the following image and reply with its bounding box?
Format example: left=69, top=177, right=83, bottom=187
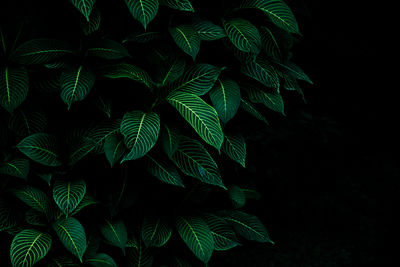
left=0, top=0, right=311, bottom=266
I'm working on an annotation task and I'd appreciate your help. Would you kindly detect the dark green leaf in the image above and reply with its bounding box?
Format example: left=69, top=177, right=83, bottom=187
left=239, top=99, right=269, bottom=125
left=104, top=133, right=127, bottom=167
left=241, top=60, right=280, bottom=90
left=202, top=213, right=240, bottom=251
left=0, top=66, right=29, bottom=113
left=223, top=18, right=261, bottom=54
left=87, top=39, right=130, bottom=59
left=193, top=19, right=226, bottom=41
left=245, top=86, right=285, bottom=114
left=100, top=219, right=127, bottom=254
left=145, top=154, right=184, bottom=187
left=99, top=63, right=153, bottom=89
left=221, top=133, right=246, bottom=167
left=0, top=158, right=30, bottom=180
left=141, top=216, right=172, bottom=247
left=169, top=24, right=201, bottom=61
left=8, top=108, right=47, bottom=137
left=227, top=185, right=246, bottom=208
left=11, top=185, right=52, bottom=217
left=70, top=0, right=96, bottom=22
left=160, top=124, right=181, bottom=158
left=124, top=0, right=159, bottom=30
left=160, top=0, right=194, bottom=12
left=53, top=179, right=87, bottom=217
left=86, top=253, right=117, bottom=267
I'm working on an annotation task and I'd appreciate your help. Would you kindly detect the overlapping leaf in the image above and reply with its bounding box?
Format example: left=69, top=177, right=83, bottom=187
left=0, top=66, right=29, bottom=113
left=171, top=136, right=225, bottom=189
left=8, top=108, right=47, bottom=137
left=87, top=39, right=130, bottom=59
left=123, top=31, right=163, bottom=43
left=125, top=0, right=159, bottom=30
left=239, top=99, right=269, bottom=125
left=71, top=193, right=97, bottom=216
left=167, top=92, right=224, bottom=150
left=223, top=18, right=261, bottom=54
left=202, top=213, right=240, bottom=251
left=154, top=54, right=186, bottom=86
left=25, top=209, right=47, bottom=227
left=160, top=124, right=181, bottom=158
left=176, top=216, right=214, bottom=263
left=227, top=185, right=246, bottom=208
left=160, top=0, right=194, bottom=12
left=70, top=0, right=96, bottom=21
left=100, top=219, right=127, bottom=253
left=53, top=179, right=86, bottom=216
left=221, top=133, right=246, bottom=167
left=100, top=63, right=153, bottom=89
left=209, top=78, right=241, bottom=124
left=273, top=61, right=313, bottom=84
left=169, top=25, right=201, bottom=60
left=11, top=185, right=52, bottom=217
left=0, top=198, right=18, bottom=231
left=0, top=158, right=30, bottom=180
left=141, top=216, right=172, bottom=247
left=259, top=26, right=282, bottom=60
left=60, top=65, right=96, bottom=109
left=17, top=133, right=62, bottom=166
left=53, top=217, right=87, bottom=262
left=10, top=229, right=52, bottom=267
left=104, top=133, right=127, bottom=167
left=245, top=86, right=285, bottom=114
left=120, top=111, right=160, bottom=162
left=86, top=253, right=117, bottom=267
left=145, top=155, right=184, bottom=187
left=127, top=240, right=154, bottom=267
left=193, top=19, right=226, bottom=41
left=241, top=60, right=279, bottom=90
left=81, top=8, right=101, bottom=35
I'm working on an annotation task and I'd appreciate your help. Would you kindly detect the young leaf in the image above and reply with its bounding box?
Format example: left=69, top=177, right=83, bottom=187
left=202, top=213, right=240, bottom=251
left=167, top=91, right=224, bottom=150
left=175, top=216, right=214, bottom=263
left=221, top=133, right=246, bottom=167
left=238, top=0, right=300, bottom=34
left=169, top=24, right=201, bottom=61
left=99, top=63, right=153, bottom=89
left=70, top=0, right=96, bottom=22
left=53, top=179, right=87, bottom=217
left=0, top=66, right=29, bottom=113
left=223, top=18, right=261, bottom=54
left=60, top=65, right=96, bottom=109
left=104, top=133, right=127, bottom=167
left=218, top=210, right=273, bottom=243
left=10, top=229, right=52, bottom=267
left=239, top=99, right=269, bottom=125
left=17, top=133, right=62, bottom=166
left=209, top=78, right=241, bottom=124
left=240, top=60, right=280, bottom=90
left=160, top=0, right=194, bottom=12
left=10, top=39, right=74, bottom=65
left=100, top=219, right=127, bottom=254
left=141, top=216, right=172, bottom=247
left=193, top=19, right=226, bottom=41
left=145, top=155, right=185, bottom=187
left=86, top=253, right=118, bottom=267
left=11, top=185, right=52, bottom=217
left=0, top=158, right=30, bottom=180
left=120, top=111, right=160, bottom=162
left=87, top=39, right=130, bottom=59
left=53, top=217, right=87, bottom=262
left=171, top=136, right=225, bottom=189
left=124, top=0, right=159, bottom=30
left=227, top=185, right=246, bottom=208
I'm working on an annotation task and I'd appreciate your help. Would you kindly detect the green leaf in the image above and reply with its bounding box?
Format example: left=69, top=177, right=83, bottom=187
left=141, top=216, right=172, bottom=247
left=11, top=185, right=52, bottom=217
left=202, top=213, right=240, bottom=251
left=10, top=39, right=74, bottom=65
left=239, top=99, right=269, bottom=125
left=160, top=0, right=194, bottom=12
left=123, top=31, right=163, bottom=43
left=10, top=229, right=52, bottom=267
left=223, top=18, right=261, bottom=54
left=127, top=240, right=154, bottom=267
left=53, top=217, right=87, bottom=262
left=0, top=158, right=30, bottom=180
left=241, top=60, right=280, bottom=90
left=238, top=0, right=300, bottom=34
left=221, top=133, right=246, bottom=167
left=175, top=216, right=214, bottom=263
left=25, top=209, right=47, bottom=226
left=145, top=154, right=184, bottom=187
left=99, top=63, right=153, bottom=89
left=104, top=133, right=127, bottom=167
left=227, top=185, right=246, bottom=208
left=160, top=124, right=181, bottom=158
left=48, top=256, right=78, bottom=267
left=70, top=0, right=96, bottom=22
left=100, top=219, right=127, bottom=254
left=53, top=179, right=87, bottom=217
left=154, top=54, right=186, bottom=86
left=171, top=136, right=225, bottom=189
left=120, top=111, right=160, bottom=162
left=86, top=253, right=117, bottom=267
left=273, top=61, right=313, bottom=84
left=169, top=25, right=201, bottom=61
left=8, top=108, right=47, bottom=137
left=17, top=133, right=62, bottom=166
left=259, top=26, right=282, bottom=60
left=170, top=64, right=222, bottom=96
left=245, top=86, right=285, bottom=114
left=71, top=193, right=97, bottom=216
left=60, top=65, right=96, bottom=109
left=218, top=210, right=273, bottom=243
left=0, top=198, right=18, bottom=231
left=0, top=66, right=29, bottom=113
left=87, top=39, right=130, bottom=59
left=171, top=257, right=192, bottom=267
left=167, top=92, right=224, bottom=150
left=193, top=19, right=226, bottom=41
left=124, top=0, right=159, bottom=30
left=209, top=78, right=241, bottom=124
left=81, top=8, right=101, bottom=35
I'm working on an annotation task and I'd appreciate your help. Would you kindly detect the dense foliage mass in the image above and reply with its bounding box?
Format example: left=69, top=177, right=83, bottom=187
left=0, top=0, right=311, bottom=266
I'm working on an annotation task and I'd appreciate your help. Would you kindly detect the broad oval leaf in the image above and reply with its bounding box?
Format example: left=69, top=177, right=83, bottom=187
left=127, top=241, right=154, bottom=267
left=160, top=0, right=194, bottom=12
left=175, top=216, right=214, bottom=263
left=193, top=19, right=226, bottom=41
left=223, top=18, right=261, bottom=54
left=8, top=108, right=47, bottom=137
left=141, top=216, right=172, bottom=247
left=154, top=54, right=186, bottom=86
left=218, top=210, right=273, bottom=243
left=202, top=213, right=240, bottom=251
left=0, top=198, right=18, bottom=231
left=0, top=66, right=29, bottom=113
left=227, top=185, right=246, bottom=208
left=0, top=158, right=30, bottom=180
left=145, top=155, right=184, bottom=187
left=209, top=78, right=241, bottom=124
left=241, top=59, right=280, bottom=90
left=120, top=111, right=160, bottom=162
left=171, top=64, right=222, bottom=96
left=171, top=136, right=225, bottom=189
left=221, top=133, right=246, bottom=167
left=10, top=229, right=52, bottom=267
left=86, top=253, right=117, bottom=267
left=124, top=0, right=159, bottom=30
left=70, top=0, right=96, bottom=22
left=99, top=63, right=153, bottom=89
left=260, top=26, right=282, bottom=60
left=238, top=0, right=300, bottom=34
left=104, top=133, right=127, bottom=167
left=169, top=25, right=201, bottom=61
left=53, top=217, right=87, bottom=262
left=100, top=219, right=127, bottom=254
left=87, top=39, right=130, bottom=59
left=167, top=91, right=224, bottom=151
left=17, top=133, right=62, bottom=166
left=10, top=39, right=73, bottom=65
left=53, top=179, right=87, bottom=216
left=11, top=185, right=52, bottom=216
left=60, top=65, right=96, bottom=109
left=81, top=8, right=101, bottom=35
left=25, top=209, right=47, bottom=227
